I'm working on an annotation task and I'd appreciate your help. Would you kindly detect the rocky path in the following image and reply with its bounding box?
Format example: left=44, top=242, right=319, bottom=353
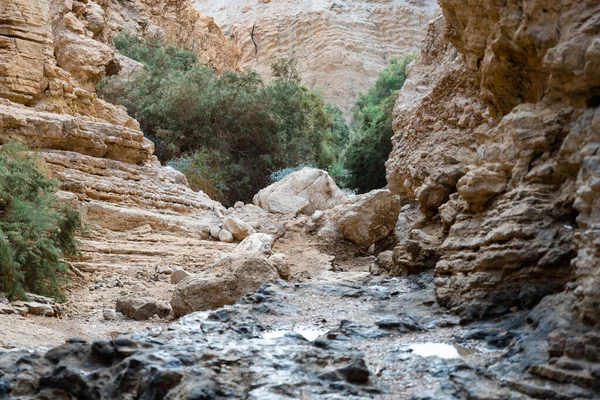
left=0, top=222, right=598, bottom=399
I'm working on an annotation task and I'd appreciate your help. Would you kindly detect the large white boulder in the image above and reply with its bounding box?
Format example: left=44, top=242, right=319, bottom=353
left=253, top=167, right=347, bottom=215
left=319, top=189, right=402, bottom=247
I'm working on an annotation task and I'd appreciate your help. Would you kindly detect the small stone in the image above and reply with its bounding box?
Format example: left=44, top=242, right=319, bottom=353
left=269, top=252, right=291, bottom=280
left=116, top=296, right=172, bottom=321
left=171, top=267, right=191, bottom=284
left=337, top=359, right=370, bottom=384
left=219, top=229, right=234, bottom=243
left=234, top=201, right=244, bottom=208
left=157, top=265, right=173, bottom=275
left=210, top=226, right=221, bottom=239
left=311, top=210, right=324, bottom=222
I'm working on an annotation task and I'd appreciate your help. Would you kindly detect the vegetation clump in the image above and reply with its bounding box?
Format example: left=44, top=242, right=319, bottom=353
left=0, top=144, right=80, bottom=302
left=100, top=35, right=347, bottom=204
left=340, top=55, right=415, bottom=192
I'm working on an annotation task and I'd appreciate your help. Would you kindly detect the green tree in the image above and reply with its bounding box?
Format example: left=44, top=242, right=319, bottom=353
left=343, top=55, right=415, bottom=192
left=0, top=144, right=80, bottom=302
left=99, top=37, right=349, bottom=204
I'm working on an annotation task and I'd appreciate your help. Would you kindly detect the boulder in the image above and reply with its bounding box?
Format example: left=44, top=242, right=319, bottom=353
left=253, top=167, right=347, bottom=215
left=171, top=252, right=279, bottom=316
left=224, top=217, right=253, bottom=241
left=234, top=233, right=275, bottom=255
left=320, top=189, right=402, bottom=247
left=115, top=296, right=172, bottom=321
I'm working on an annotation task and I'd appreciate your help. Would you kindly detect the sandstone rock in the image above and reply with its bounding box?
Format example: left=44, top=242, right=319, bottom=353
left=170, top=267, right=191, bottom=284
left=254, top=168, right=347, bottom=215
left=320, top=189, right=402, bottom=247
left=234, top=201, right=244, bottom=209
left=392, top=229, right=441, bottom=276
left=371, top=250, right=393, bottom=275
left=386, top=14, right=488, bottom=216
left=194, top=0, right=438, bottom=116
left=269, top=252, right=290, bottom=280
left=116, top=295, right=172, bottom=320
left=383, top=0, right=600, bottom=322
left=102, top=308, right=117, bottom=321
left=218, top=229, right=234, bottom=243
left=170, top=251, right=279, bottom=316
left=11, top=301, right=55, bottom=317
left=223, top=216, right=253, bottom=241
left=234, top=233, right=275, bottom=255
left=210, top=226, right=221, bottom=239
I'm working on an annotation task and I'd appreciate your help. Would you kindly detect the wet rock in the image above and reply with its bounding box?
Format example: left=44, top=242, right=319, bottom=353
left=115, top=296, right=172, bottom=321
left=337, top=359, right=370, bottom=384
left=171, top=251, right=279, bottom=316
left=254, top=167, right=347, bottom=215
left=233, top=233, right=275, bottom=255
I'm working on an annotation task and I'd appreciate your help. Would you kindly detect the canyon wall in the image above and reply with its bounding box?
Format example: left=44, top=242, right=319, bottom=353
left=192, top=0, right=438, bottom=116
left=0, top=0, right=234, bottom=235
left=388, top=1, right=600, bottom=322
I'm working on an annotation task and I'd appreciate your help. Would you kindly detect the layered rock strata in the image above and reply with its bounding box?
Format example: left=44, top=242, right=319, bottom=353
left=193, top=0, right=438, bottom=116
left=0, top=0, right=226, bottom=236
left=47, top=0, right=240, bottom=90
left=388, top=0, right=600, bottom=321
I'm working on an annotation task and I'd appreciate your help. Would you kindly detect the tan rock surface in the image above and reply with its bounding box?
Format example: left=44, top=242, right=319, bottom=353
left=170, top=251, right=279, bottom=316
left=193, top=0, right=438, bottom=116
left=387, top=0, right=600, bottom=323
left=385, top=14, right=490, bottom=216
left=254, top=167, right=347, bottom=215
left=319, top=189, right=402, bottom=247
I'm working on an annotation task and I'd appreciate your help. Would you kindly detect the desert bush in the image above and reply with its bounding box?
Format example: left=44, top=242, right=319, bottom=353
left=343, top=55, right=415, bottom=192
left=99, top=37, right=349, bottom=204
left=0, top=144, right=80, bottom=302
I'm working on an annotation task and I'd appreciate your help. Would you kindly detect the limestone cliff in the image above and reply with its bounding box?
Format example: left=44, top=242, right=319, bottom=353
left=388, top=0, right=599, bottom=322
left=385, top=2, right=599, bottom=395
left=47, top=0, right=240, bottom=90
left=0, top=0, right=226, bottom=236
left=192, top=0, right=438, bottom=116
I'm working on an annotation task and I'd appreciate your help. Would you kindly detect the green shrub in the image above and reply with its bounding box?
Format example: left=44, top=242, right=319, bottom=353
left=0, top=144, right=80, bottom=302
left=168, top=150, right=228, bottom=203
left=343, top=55, right=415, bottom=193
left=99, top=36, right=349, bottom=205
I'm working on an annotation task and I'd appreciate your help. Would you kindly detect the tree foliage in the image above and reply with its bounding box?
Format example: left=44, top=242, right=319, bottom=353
left=342, top=55, right=415, bottom=192
left=100, top=36, right=347, bottom=204
left=0, top=144, right=80, bottom=302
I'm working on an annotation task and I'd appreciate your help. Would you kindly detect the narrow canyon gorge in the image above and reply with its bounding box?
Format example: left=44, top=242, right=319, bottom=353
left=0, top=0, right=598, bottom=399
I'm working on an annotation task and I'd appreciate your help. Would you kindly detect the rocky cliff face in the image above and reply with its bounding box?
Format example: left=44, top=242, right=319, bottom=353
left=385, top=3, right=599, bottom=395
left=192, top=0, right=438, bottom=116
left=0, top=0, right=232, bottom=236
left=46, top=0, right=240, bottom=91
left=388, top=0, right=599, bottom=322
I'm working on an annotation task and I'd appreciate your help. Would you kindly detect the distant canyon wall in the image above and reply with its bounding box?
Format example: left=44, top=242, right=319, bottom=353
left=192, top=0, right=438, bottom=116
